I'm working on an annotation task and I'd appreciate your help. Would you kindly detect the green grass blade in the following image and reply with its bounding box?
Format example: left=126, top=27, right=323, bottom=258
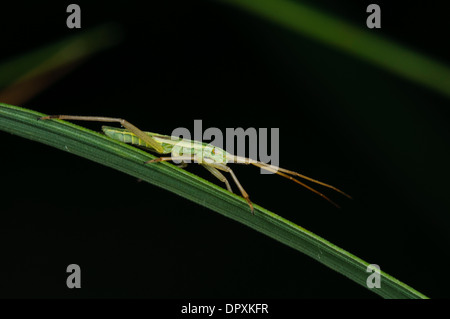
left=0, top=103, right=428, bottom=299
left=218, top=0, right=450, bottom=99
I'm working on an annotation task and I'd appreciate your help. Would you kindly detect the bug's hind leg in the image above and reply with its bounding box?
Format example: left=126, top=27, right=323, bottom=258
left=201, top=164, right=233, bottom=193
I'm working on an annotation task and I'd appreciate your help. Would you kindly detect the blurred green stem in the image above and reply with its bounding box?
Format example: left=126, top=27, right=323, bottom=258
left=219, top=0, right=450, bottom=98
left=0, top=24, right=122, bottom=105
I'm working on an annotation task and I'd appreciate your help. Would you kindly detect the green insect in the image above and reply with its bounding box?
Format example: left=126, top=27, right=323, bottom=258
left=40, top=115, right=351, bottom=214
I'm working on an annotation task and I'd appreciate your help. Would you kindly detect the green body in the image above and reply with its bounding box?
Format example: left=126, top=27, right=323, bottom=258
left=102, top=126, right=229, bottom=164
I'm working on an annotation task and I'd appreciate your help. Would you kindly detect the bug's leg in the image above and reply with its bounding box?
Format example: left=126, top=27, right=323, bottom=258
left=154, top=158, right=188, bottom=168
left=39, top=115, right=165, bottom=154
left=147, top=156, right=234, bottom=193
left=176, top=162, right=188, bottom=169
left=251, top=161, right=341, bottom=208
left=201, top=164, right=233, bottom=193
left=209, top=163, right=254, bottom=214
left=145, top=156, right=195, bottom=164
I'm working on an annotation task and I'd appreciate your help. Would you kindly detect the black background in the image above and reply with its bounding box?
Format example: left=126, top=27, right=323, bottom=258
left=1, top=1, right=449, bottom=298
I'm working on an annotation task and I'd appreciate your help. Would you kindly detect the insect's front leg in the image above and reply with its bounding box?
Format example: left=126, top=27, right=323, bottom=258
left=144, top=156, right=196, bottom=164
left=40, top=115, right=165, bottom=154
